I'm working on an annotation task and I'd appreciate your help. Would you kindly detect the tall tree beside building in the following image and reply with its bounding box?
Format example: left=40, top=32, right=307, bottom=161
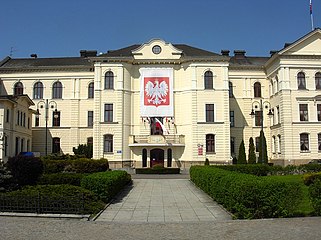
left=258, top=130, right=268, bottom=164
left=238, top=140, right=247, bottom=164
left=248, top=137, right=256, bottom=164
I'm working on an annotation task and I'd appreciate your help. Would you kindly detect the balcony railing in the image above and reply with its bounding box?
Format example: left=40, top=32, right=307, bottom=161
left=129, top=135, right=185, bottom=146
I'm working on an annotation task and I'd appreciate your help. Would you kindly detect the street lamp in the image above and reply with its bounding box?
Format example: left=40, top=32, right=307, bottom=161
left=36, top=99, right=58, bottom=156
left=250, top=99, right=273, bottom=163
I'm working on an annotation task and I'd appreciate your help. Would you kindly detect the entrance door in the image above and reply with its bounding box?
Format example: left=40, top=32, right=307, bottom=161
left=150, top=148, right=164, bottom=167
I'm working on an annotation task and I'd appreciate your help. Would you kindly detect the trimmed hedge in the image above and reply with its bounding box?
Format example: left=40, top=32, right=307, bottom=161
left=42, top=158, right=109, bottom=174
left=38, top=173, right=89, bottom=186
left=309, top=179, right=321, bottom=215
left=1, top=184, right=105, bottom=214
left=217, top=164, right=271, bottom=176
left=135, top=168, right=180, bottom=174
left=190, top=166, right=304, bottom=219
left=81, top=170, right=131, bottom=202
left=303, top=172, right=321, bottom=186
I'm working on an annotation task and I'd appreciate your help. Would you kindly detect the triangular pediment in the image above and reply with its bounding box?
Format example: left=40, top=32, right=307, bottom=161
left=132, top=39, right=182, bottom=60
left=279, top=28, right=321, bottom=55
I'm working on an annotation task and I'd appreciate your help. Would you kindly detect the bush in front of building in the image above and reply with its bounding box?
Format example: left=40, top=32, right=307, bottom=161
left=7, top=155, right=44, bottom=186
left=73, top=144, right=93, bottom=159
left=190, top=166, right=304, bottom=219
left=1, top=184, right=105, bottom=214
left=38, top=173, right=89, bottom=186
left=308, top=179, right=321, bottom=215
left=42, top=158, right=109, bottom=174
left=248, top=137, right=256, bottom=164
left=0, top=163, right=18, bottom=192
left=81, top=170, right=131, bottom=202
left=237, top=140, right=247, bottom=164
left=217, top=164, right=271, bottom=176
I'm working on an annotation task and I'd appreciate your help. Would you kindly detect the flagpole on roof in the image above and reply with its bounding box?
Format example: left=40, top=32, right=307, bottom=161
left=310, top=0, right=314, bottom=30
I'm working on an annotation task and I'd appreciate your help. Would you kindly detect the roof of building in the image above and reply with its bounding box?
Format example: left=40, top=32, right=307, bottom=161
left=0, top=57, right=93, bottom=70
left=98, top=44, right=221, bottom=58
left=229, top=56, right=269, bottom=68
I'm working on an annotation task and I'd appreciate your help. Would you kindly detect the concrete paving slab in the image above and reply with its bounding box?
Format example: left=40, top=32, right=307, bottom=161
left=95, top=179, right=232, bottom=223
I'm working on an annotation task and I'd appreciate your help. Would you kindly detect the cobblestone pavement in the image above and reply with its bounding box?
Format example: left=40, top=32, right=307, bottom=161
left=1, top=216, right=321, bottom=240
left=95, top=179, right=231, bottom=222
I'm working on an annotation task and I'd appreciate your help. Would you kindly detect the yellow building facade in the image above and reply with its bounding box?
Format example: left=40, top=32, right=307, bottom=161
left=0, top=29, right=320, bottom=167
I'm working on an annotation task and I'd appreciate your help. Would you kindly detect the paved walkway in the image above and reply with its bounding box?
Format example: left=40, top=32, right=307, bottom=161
left=95, top=179, right=231, bottom=223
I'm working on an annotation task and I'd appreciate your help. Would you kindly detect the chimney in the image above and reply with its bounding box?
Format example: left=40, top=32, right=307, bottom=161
left=270, top=50, right=278, bottom=56
left=80, top=50, right=97, bottom=57
left=234, top=50, right=246, bottom=58
left=284, top=43, right=292, bottom=48
left=221, top=50, right=230, bottom=56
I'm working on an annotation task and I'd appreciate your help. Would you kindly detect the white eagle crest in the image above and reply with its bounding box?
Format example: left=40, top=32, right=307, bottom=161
left=145, top=79, right=168, bottom=105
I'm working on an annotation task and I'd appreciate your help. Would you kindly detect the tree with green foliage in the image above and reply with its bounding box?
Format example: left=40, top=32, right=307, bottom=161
left=238, top=140, right=247, bottom=164
left=258, top=130, right=268, bottom=164
left=248, top=137, right=256, bottom=164
left=73, top=144, right=93, bottom=158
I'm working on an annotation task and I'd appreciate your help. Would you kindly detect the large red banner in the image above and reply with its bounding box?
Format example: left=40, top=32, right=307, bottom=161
left=144, top=77, right=170, bottom=107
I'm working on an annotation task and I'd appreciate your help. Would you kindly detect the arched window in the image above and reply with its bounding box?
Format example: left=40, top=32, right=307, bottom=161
left=315, top=72, right=321, bottom=90
left=103, top=134, right=113, bottom=153
left=105, top=71, right=114, bottom=89
left=14, top=82, right=24, bottom=95
left=204, top=71, right=213, bottom=89
left=300, top=133, right=309, bottom=151
left=206, top=134, right=215, bottom=153
left=254, top=82, right=261, bottom=98
left=297, top=72, right=306, bottom=89
left=88, top=82, right=94, bottom=98
left=52, top=81, right=63, bottom=99
left=52, top=137, right=60, bottom=154
left=229, top=81, right=233, bottom=97
left=33, top=82, right=43, bottom=99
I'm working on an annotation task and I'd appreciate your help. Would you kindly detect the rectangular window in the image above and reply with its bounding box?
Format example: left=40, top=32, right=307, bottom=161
left=278, top=135, right=281, bottom=153
left=205, top=104, right=214, bottom=122
left=299, top=104, right=308, bottom=121
left=230, top=137, right=235, bottom=154
left=318, top=134, right=321, bottom=151
left=255, top=111, right=262, bottom=127
left=255, top=137, right=260, bottom=152
left=6, top=109, right=9, bottom=123
left=88, top=111, right=94, bottom=127
left=230, top=111, right=235, bottom=127
left=35, top=115, right=39, bottom=127
left=17, top=110, right=20, bottom=125
left=300, top=133, right=309, bottom=151
left=276, top=106, right=280, bottom=124
left=104, top=104, right=113, bottom=122
left=52, top=111, right=61, bottom=127
left=317, top=104, right=321, bottom=121
left=104, top=135, right=113, bottom=153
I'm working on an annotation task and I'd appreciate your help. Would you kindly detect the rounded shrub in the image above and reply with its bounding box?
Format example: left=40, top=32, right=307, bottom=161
left=7, top=155, right=44, bottom=186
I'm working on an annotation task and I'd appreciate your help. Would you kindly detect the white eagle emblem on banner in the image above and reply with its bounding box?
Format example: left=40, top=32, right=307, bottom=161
left=145, top=79, right=168, bottom=106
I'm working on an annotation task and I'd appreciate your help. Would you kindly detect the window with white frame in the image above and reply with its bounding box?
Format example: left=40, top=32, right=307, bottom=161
left=299, top=104, right=308, bottom=121
left=300, top=133, right=309, bottom=152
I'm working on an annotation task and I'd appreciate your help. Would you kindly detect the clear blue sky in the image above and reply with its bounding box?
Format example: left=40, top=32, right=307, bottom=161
left=1, top=0, right=320, bottom=59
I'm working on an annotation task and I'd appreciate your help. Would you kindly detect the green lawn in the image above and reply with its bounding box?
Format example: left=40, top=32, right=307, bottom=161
left=264, top=175, right=314, bottom=216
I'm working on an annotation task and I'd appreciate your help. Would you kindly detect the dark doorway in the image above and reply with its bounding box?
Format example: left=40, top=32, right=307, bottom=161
left=142, top=149, right=147, bottom=167
left=167, top=148, right=172, bottom=167
left=150, top=148, right=164, bottom=167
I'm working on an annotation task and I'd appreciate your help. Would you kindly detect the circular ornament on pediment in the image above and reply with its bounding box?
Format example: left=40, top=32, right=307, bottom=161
left=152, top=45, right=162, bottom=54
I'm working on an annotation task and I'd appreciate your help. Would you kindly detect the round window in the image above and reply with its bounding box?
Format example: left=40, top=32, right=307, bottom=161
left=152, top=45, right=162, bottom=54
